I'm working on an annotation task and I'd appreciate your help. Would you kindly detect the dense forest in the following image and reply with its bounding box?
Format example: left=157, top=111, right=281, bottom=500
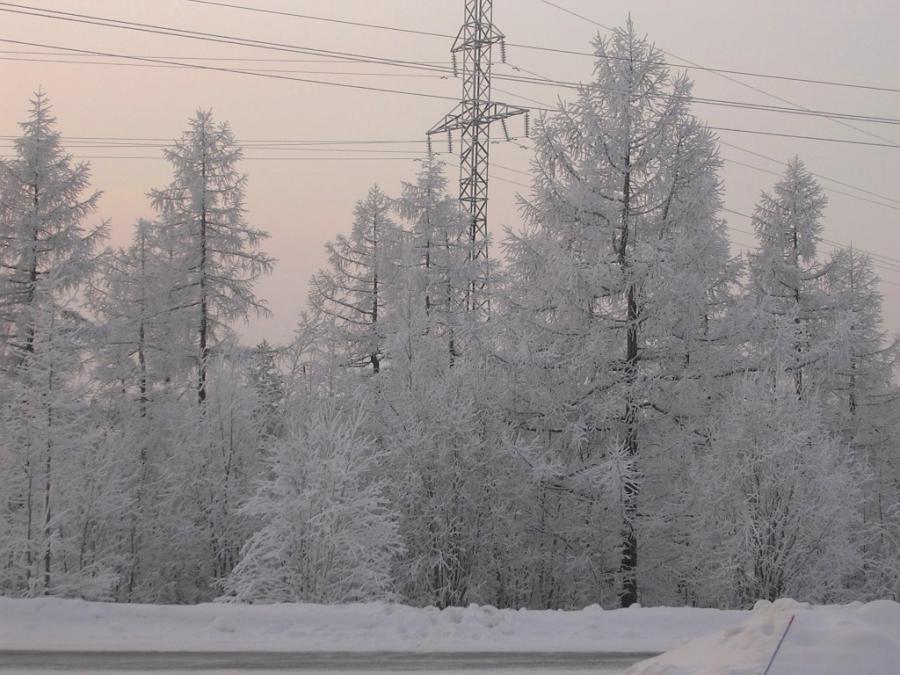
left=1, top=24, right=898, bottom=610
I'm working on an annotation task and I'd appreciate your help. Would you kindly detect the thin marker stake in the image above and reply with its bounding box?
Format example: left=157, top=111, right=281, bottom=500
left=763, top=614, right=795, bottom=675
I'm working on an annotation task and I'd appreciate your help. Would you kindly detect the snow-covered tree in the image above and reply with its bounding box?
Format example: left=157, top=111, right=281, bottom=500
left=501, top=21, right=734, bottom=606
left=393, top=156, right=469, bottom=355
left=150, top=110, right=274, bottom=404
left=748, top=158, right=831, bottom=397
left=821, top=248, right=900, bottom=599
left=309, top=185, right=400, bottom=374
left=0, top=305, right=127, bottom=598
left=247, top=340, right=285, bottom=441
left=685, top=375, right=867, bottom=607
left=0, top=91, right=105, bottom=366
left=0, top=91, right=116, bottom=598
left=223, top=402, right=403, bottom=603
left=89, top=219, right=193, bottom=407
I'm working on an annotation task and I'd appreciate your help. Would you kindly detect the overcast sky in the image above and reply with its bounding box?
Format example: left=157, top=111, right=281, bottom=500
left=3, top=0, right=899, bottom=345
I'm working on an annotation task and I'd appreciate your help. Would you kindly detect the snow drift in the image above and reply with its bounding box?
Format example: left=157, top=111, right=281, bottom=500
left=625, top=598, right=900, bottom=675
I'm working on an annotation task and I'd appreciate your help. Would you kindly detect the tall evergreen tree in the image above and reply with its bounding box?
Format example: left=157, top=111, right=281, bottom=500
left=150, top=110, right=274, bottom=404
left=502, top=21, right=734, bottom=606
left=748, top=158, right=831, bottom=397
left=309, top=185, right=400, bottom=375
left=0, top=91, right=105, bottom=365
left=393, top=156, right=469, bottom=358
left=0, top=91, right=112, bottom=596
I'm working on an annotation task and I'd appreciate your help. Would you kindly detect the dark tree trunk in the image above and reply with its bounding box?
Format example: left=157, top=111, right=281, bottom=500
left=618, top=137, right=640, bottom=608
left=198, top=154, right=209, bottom=405
left=371, top=213, right=380, bottom=374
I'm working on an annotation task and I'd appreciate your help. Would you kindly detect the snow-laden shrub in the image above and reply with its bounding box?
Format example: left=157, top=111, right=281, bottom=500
left=223, top=402, right=403, bottom=603
left=685, top=376, right=867, bottom=607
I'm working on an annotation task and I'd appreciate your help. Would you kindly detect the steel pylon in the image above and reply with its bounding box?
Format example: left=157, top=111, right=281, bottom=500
left=429, top=0, right=527, bottom=312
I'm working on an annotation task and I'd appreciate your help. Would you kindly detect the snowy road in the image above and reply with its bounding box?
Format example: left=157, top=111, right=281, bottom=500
left=0, top=650, right=656, bottom=672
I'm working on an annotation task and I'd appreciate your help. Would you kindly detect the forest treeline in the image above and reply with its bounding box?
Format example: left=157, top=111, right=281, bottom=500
left=1, top=24, right=898, bottom=609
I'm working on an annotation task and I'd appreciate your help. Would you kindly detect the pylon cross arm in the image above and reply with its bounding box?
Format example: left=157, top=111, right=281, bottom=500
left=427, top=102, right=527, bottom=137
left=451, top=22, right=506, bottom=53
left=427, top=107, right=466, bottom=136
left=481, top=102, right=529, bottom=124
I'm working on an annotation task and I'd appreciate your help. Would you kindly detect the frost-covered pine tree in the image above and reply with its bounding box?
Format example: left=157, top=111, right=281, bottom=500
left=223, top=402, right=403, bottom=603
left=501, top=21, right=733, bottom=607
left=309, top=185, right=400, bottom=374
left=150, top=110, right=274, bottom=404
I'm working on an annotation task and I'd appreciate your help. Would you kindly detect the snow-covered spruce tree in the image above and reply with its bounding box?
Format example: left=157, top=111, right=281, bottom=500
left=309, top=185, right=401, bottom=375
left=686, top=375, right=866, bottom=607
left=150, top=109, right=274, bottom=405
left=223, top=401, right=403, bottom=603
left=500, top=22, right=734, bottom=606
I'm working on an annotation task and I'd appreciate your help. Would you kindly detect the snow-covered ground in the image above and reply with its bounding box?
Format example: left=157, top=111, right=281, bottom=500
left=625, top=598, right=900, bottom=675
left=0, top=597, right=741, bottom=653
left=1, top=597, right=898, bottom=674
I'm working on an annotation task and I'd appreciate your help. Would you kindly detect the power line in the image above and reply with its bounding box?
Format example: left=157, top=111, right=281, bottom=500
left=0, top=49, right=450, bottom=64
left=494, top=61, right=900, bottom=129
left=536, top=0, right=900, bottom=147
left=181, top=0, right=455, bottom=40
left=723, top=157, right=900, bottom=213
left=6, top=3, right=900, bottom=130
left=0, top=154, right=434, bottom=161
left=710, top=127, right=900, bottom=149
left=718, top=141, right=900, bottom=207
left=508, top=42, right=900, bottom=96
left=0, top=55, right=456, bottom=78
left=186, top=0, right=900, bottom=96
left=4, top=10, right=900, bottom=220
left=722, top=207, right=900, bottom=269
left=0, top=135, right=432, bottom=145
left=0, top=38, right=458, bottom=102
left=483, top=85, right=900, bottom=150
left=0, top=3, right=453, bottom=74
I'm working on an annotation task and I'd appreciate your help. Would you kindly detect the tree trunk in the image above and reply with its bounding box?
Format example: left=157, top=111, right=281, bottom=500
left=198, top=154, right=209, bottom=405
left=618, top=138, right=640, bottom=608
left=42, top=360, right=54, bottom=593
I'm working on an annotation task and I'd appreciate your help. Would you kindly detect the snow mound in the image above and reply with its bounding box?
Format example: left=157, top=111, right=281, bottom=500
left=624, top=599, right=900, bottom=675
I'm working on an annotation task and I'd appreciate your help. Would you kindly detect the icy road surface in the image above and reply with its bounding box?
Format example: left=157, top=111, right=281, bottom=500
left=0, top=649, right=652, bottom=673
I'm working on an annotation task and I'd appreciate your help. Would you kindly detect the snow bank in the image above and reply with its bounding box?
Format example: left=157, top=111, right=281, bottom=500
left=625, top=598, right=900, bottom=675
left=4, top=596, right=896, bottom=670
left=0, top=597, right=743, bottom=653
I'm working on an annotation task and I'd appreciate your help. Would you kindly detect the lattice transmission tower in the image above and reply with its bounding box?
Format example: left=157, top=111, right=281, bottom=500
left=428, top=0, right=528, bottom=312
